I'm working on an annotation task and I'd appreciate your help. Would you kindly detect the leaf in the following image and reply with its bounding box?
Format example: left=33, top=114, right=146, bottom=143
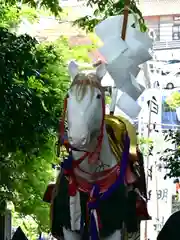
left=74, top=0, right=145, bottom=32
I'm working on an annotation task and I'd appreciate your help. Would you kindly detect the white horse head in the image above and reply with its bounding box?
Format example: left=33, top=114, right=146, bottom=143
left=67, top=60, right=106, bottom=149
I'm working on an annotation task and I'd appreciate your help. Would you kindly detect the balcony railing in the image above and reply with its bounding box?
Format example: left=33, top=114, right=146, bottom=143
left=153, top=40, right=180, bottom=50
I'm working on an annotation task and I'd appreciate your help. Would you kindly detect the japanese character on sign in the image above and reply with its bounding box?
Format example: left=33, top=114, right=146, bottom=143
left=148, top=188, right=168, bottom=202
left=147, top=96, right=159, bottom=115
left=148, top=165, right=153, bottom=181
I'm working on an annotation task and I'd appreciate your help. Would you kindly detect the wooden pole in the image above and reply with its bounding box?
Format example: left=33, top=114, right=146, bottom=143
left=121, top=0, right=130, bottom=41
left=119, top=2, right=131, bottom=239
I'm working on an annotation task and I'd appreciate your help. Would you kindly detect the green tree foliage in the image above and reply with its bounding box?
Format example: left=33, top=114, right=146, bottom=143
left=0, top=3, right=20, bottom=29
left=2, top=0, right=61, bottom=16
left=138, top=137, right=153, bottom=157
left=12, top=138, right=57, bottom=232
left=0, top=0, right=96, bottom=234
left=54, top=36, right=97, bottom=64
left=0, top=28, right=69, bottom=231
left=0, top=3, right=55, bottom=30
left=12, top=211, right=39, bottom=239
left=105, top=95, right=112, bottom=105
left=160, top=130, right=180, bottom=178
left=166, top=91, right=180, bottom=109
left=0, top=25, right=94, bottom=233
left=161, top=92, right=180, bottom=178
left=74, top=0, right=146, bottom=32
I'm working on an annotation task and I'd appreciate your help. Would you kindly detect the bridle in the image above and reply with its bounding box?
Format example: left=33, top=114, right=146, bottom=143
left=59, top=79, right=106, bottom=167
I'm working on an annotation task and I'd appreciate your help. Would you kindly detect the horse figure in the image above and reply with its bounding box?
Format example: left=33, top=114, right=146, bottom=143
left=49, top=61, right=150, bottom=240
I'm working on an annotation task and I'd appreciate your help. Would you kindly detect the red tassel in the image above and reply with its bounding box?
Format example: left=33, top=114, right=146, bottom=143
left=68, top=176, right=77, bottom=196
left=64, top=169, right=77, bottom=196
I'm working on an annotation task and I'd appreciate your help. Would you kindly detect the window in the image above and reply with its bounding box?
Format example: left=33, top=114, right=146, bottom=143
left=172, top=25, right=180, bottom=40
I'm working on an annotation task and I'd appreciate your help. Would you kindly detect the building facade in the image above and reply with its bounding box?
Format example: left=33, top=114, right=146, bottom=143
left=61, top=0, right=180, bottom=51
left=138, top=0, right=180, bottom=50
left=36, top=0, right=180, bottom=55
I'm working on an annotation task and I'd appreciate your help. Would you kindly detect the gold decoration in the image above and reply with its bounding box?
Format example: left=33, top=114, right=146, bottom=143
left=105, top=115, right=137, bottom=162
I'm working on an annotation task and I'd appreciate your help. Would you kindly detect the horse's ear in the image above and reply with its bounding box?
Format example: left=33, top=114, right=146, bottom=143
left=96, top=63, right=107, bottom=81
left=68, top=60, right=79, bottom=80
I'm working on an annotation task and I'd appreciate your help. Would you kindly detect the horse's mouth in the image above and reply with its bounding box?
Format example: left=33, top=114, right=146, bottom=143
left=69, top=141, right=89, bottom=152
left=69, top=130, right=100, bottom=152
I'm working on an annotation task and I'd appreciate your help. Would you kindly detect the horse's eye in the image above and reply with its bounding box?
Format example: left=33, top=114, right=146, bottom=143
left=97, top=94, right=101, bottom=99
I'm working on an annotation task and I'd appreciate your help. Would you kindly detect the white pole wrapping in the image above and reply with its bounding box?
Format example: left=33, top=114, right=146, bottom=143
left=144, top=101, right=152, bottom=240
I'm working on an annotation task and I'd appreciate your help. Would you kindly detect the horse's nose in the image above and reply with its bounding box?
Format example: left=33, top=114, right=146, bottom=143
left=68, top=135, right=89, bottom=148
